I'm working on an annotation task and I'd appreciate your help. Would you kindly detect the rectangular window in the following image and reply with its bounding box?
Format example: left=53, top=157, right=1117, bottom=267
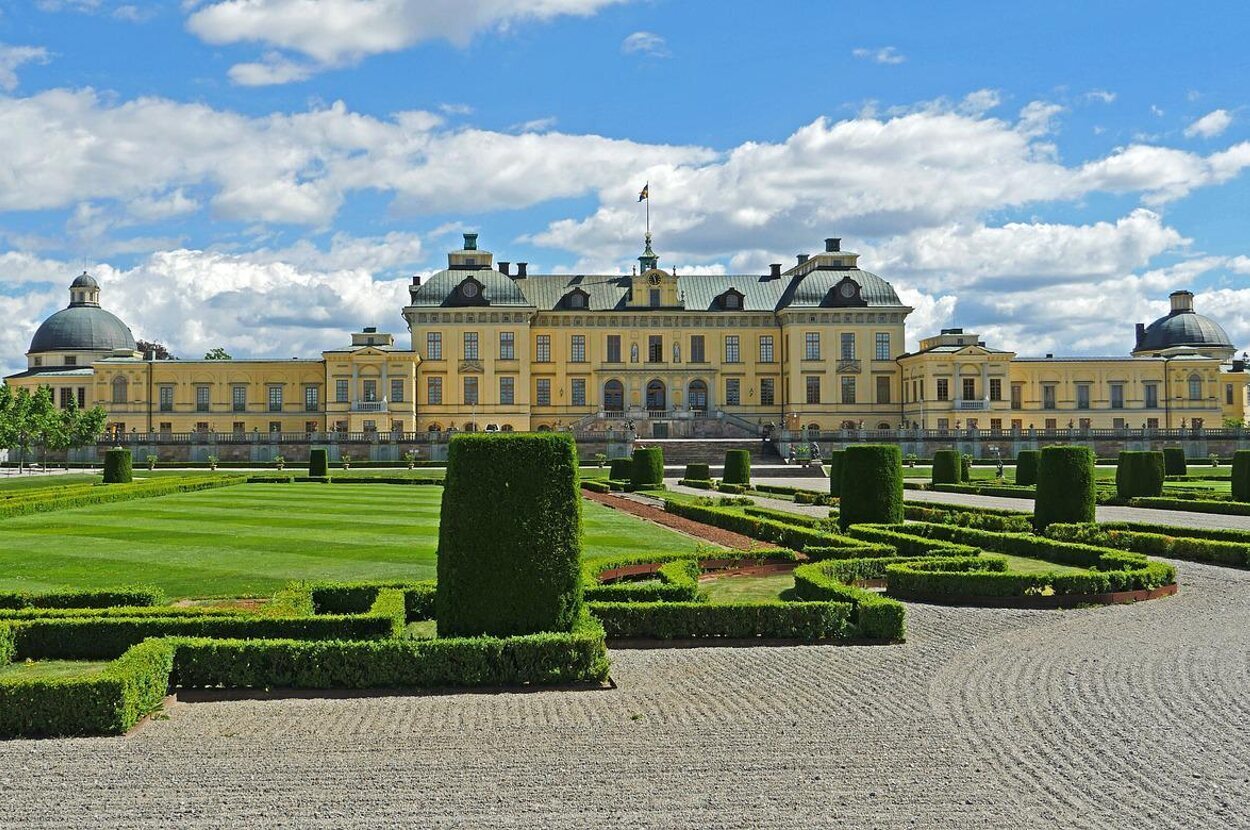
left=840, top=333, right=855, bottom=361
left=570, top=335, right=586, bottom=363
left=805, top=376, right=821, bottom=405
left=390, top=379, right=403, bottom=403
left=1144, top=383, right=1158, bottom=409
left=196, top=386, right=210, bottom=412
left=334, top=379, right=348, bottom=403
left=571, top=378, right=586, bottom=406
left=498, top=331, right=515, bottom=360
left=648, top=335, right=663, bottom=363
left=463, top=332, right=479, bottom=360
left=363, top=380, right=377, bottom=402
left=427, top=376, right=442, bottom=405
left=536, top=334, right=551, bottom=363
left=841, top=376, right=856, bottom=404
left=195, top=421, right=209, bottom=433
left=875, top=332, right=891, bottom=361
left=804, top=332, right=821, bottom=361
left=499, top=376, right=515, bottom=405
left=1147, top=417, right=1159, bottom=429
left=937, top=418, right=949, bottom=431
left=64, top=356, right=77, bottom=366
left=1226, top=384, right=1234, bottom=406
left=304, top=385, right=319, bottom=412
left=606, top=335, right=622, bottom=363
left=724, top=335, right=740, bottom=364
left=1076, top=383, right=1090, bottom=410
left=759, top=335, right=774, bottom=363
left=1079, top=417, right=1091, bottom=430
left=159, top=386, right=174, bottom=412
left=536, top=378, right=551, bottom=406
left=689, top=335, right=705, bottom=363
left=649, top=288, right=661, bottom=307
left=232, top=421, right=244, bottom=434
left=1113, top=417, right=1126, bottom=429
left=463, top=376, right=479, bottom=405
left=1011, top=383, right=1023, bottom=409
left=76, top=387, right=85, bottom=408
left=59, top=387, right=72, bottom=409
left=990, top=418, right=1002, bottom=431
left=760, top=378, right=775, bottom=406
left=363, top=420, right=376, bottom=433
left=426, top=332, right=442, bottom=360
left=232, top=386, right=247, bottom=412
left=1042, top=384, right=1057, bottom=409
left=306, top=421, right=319, bottom=434
left=989, top=378, right=1002, bottom=401
left=936, top=378, right=950, bottom=401
left=876, top=375, right=891, bottom=404
left=1110, top=383, right=1124, bottom=409
left=962, top=378, right=976, bottom=401
left=726, top=378, right=741, bottom=406
left=268, top=386, right=283, bottom=412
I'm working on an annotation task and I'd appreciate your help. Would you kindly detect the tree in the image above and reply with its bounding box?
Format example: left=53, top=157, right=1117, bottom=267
left=203, top=347, right=233, bottom=360
left=28, top=386, right=60, bottom=471
left=136, top=340, right=173, bottom=360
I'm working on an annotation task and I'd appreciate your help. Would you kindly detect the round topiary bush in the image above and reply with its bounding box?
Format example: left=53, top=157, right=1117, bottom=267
left=960, top=453, right=973, bottom=483
left=102, top=448, right=132, bottom=484
left=827, top=450, right=845, bottom=497
left=683, top=462, right=711, bottom=481
left=1163, top=447, right=1187, bottom=476
left=1232, top=451, right=1250, bottom=502
left=309, top=448, right=328, bottom=477
left=1015, top=450, right=1040, bottom=486
left=931, top=449, right=961, bottom=484
left=1034, top=445, right=1096, bottom=529
left=722, top=449, right=751, bottom=486
left=838, top=444, right=903, bottom=530
left=1115, top=450, right=1164, bottom=499
left=608, top=457, right=632, bottom=482
left=630, top=447, right=664, bottom=489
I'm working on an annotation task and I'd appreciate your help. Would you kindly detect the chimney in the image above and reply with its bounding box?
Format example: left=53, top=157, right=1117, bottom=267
left=1170, top=290, right=1194, bottom=313
left=769, top=263, right=782, bottom=279
left=825, top=237, right=841, bottom=253
left=516, top=262, right=528, bottom=278
left=411, top=275, right=421, bottom=287
left=498, top=261, right=511, bottom=277
left=796, top=253, right=809, bottom=266
left=463, top=232, right=478, bottom=251
left=1135, top=322, right=1146, bottom=347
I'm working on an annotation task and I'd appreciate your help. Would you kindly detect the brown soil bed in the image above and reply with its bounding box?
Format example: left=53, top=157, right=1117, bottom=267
left=582, top=490, right=762, bottom=550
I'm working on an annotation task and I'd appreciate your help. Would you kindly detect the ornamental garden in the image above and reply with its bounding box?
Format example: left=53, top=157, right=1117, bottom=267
left=5, top=435, right=1250, bottom=739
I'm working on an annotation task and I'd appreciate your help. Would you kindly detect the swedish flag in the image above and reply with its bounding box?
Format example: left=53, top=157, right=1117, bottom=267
left=638, top=183, right=649, bottom=202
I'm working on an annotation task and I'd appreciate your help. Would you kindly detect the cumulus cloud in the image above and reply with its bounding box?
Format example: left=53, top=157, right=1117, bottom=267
left=621, top=31, right=668, bottom=58
left=852, top=46, right=906, bottom=65
left=1185, top=109, right=1233, bottom=139
left=228, top=53, right=317, bottom=86
left=1084, top=90, right=1116, bottom=104
left=0, top=44, right=51, bottom=92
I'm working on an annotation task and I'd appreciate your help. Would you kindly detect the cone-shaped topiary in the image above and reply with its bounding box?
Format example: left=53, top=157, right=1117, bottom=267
left=1034, top=445, right=1096, bottom=529
left=1115, top=451, right=1164, bottom=499
left=608, top=457, right=632, bottom=482
left=630, top=447, right=665, bottom=488
left=838, top=444, right=903, bottom=530
left=1163, top=447, right=1187, bottom=476
left=1232, top=451, right=1250, bottom=502
left=1015, top=450, right=1040, bottom=486
left=436, top=433, right=582, bottom=637
left=309, top=448, right=328, bottom=477
left=102, top=448, right=132, bottom=484
left=722, top=449, right=751, bottom=486
left=827, top=450, right=845, bottom=496
left=683, top=462, right=711, bottom=481
left=931, top=449, right=961, bottom=484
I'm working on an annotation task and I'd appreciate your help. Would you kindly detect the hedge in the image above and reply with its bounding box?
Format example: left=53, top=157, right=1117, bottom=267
left=902, top=504, right=1033, bottom=533
left=1129, top=497, right=1250, bottom=516
left=791, top=560, right=906, bottom=640
left=0, top=587, right=164, bottom=611
left=838, top=445, right=904, bottom=530
left=842, top=525, right=980, bottom=558
left=683, top=462, right=711, bottom=481
left=582, top=555, right=706, bottom=603
left=1115, top=451, right=1165, bottom=499
left=1233, top=451, right=1250, bottom=502
left=1112, top=521, right=1250, bottom=544
left=581, top=479, right=610, bottom=494
left=960, top=453, right=973, bottom=483
left=102, top=447, right=133, bottom=484
left=1046, top=523, right=1250, bottom=568
left=309, top=448, right=328, bottom=477
left=291, top=580, right=437, bottom=621
left=931, top=449, right=961, bottom=485
left=0, top=475, right=246, bottom=520
left=1015, top=450, right=1040, bottom=486
left=630, top=447, right=665, bottom=488
left=930, top=482, right=1035, bottom=498
left=677, top=478, right=714, bottom=490
left=609, top=457, right=633, bottom=482
left=883, top=556, right=1123, bottom=601
left=722, top=450, right=751, bottom=486
left=437, top=433, right=583, bottom=637
left=743, top=505, right=830, bottom=530
left=589, top=601, right=852, bottom=640
left=1163, top=447, right=1187, bottom=476
left=663, top=499, right=886, bottom=553
left=1034, top=445, right=1096, bottom=529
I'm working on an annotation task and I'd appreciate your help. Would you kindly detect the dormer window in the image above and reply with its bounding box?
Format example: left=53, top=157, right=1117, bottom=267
left=827, top=277, right=866, bottom=308
left=565, top=289, right=589, bottom=310
left=716, top=288, right=745, bottom=311
left=450, top=276, right=489, bottom=306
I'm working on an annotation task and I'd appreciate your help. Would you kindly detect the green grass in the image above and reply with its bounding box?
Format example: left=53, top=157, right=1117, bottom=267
left=0, top=660, right=110, bottom=681
left=701, top=572, right=795, bottom=603
left=0, top=483, right=700, bottom=599
left=0, top=473, right=104, bottom=493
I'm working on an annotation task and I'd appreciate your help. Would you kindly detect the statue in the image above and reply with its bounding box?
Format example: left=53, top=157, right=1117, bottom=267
left=673, top=342, right=681, bottom=363
left=630, top=343, right=639, bottom=363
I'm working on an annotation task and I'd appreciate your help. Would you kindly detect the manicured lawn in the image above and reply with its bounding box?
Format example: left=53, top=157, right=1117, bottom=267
left=0, top=483, right=700, bottom=599
left=702, top=572, right=795, bottom=603
left=0, top=473, right=103, bottom=493
left=0, top=660, right=110, bottom=681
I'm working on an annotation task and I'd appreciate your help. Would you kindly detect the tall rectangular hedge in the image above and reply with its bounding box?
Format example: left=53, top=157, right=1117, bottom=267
left=1015, top=450, right=1040, bottom=486
left=931, top=449, right=961, bottom=484
left=102, top=448, right=133, bottom=484
left=722, top=450, right=751, bottom=486
left=1233, top=451, right=1250, bottom=502
left=437, top=433, right=583, bottom=637
left=609, top=457, right=632, bottom=482
left=838, top=444, right=903, bottom=530
left=1034, top=445, right=1096, bottom=529
left=630, top=447, right=664, bottom=488
left=309, top=448, right=328, bottom=477
left=1163, top=447, right=1187, bottom=476
left=1115, top=451, right=1165, bottom=499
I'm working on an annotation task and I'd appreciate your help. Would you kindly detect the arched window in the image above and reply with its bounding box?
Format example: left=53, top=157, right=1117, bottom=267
left=877, top=422, right=892, bottom=430
left=501, top=424, right=514, bottom=432
left=603, top=379, right=625, bottom=412
left=1188, top=374, right=1202, bottom=401
left=536, top=424, right=552, bottom=432
left=688, top=380, right=708, bottom=412
left=426, top=423, right=443, bottom=433
left=464, top=422, right=477, bottom=432
left=646, top=379, right=666, bottom=412
left=111, top=375, right=128, bottom=404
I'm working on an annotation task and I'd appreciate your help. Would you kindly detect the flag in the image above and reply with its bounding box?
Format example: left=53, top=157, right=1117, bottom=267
left=638, top=183, right=648, bottom=202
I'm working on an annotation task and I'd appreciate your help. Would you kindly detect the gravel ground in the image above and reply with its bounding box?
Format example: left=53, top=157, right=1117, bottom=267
left=3, top=556, right=1249, bottom=829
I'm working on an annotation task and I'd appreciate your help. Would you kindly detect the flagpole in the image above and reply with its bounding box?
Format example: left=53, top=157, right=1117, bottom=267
left=646, top=183, right=650, bottom=236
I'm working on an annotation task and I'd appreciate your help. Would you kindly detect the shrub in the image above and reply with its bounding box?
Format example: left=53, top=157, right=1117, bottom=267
left=583, top=556, right=705, bottom=603
left=1115, top=451, right=1165, bottom=499
left=630, top=447, right=665, bottom=488
left=608, top=457, right=633, bottom=482
left=960, top=453, right=973, bottom=483
left=295, top=580, right=436, bottom=621
left=589, top=601, right=852, bottom=640
left=1233, top=450, right=1250, bottom=502
left=1015, top=450, right=1040, bottom=486
left=663, top=499, right=879, bottom=552
left=437, top=433, right=583, bottom=637
left=827, top=450, right=845, bottom=497
left=1034, top=445, right=1096, bottom=529
left=722, top=450, right=751, bottom=486
left=1163, top=447, right=1187, bottom=476
left=838, top=445, right=903, bottom=530
left=677, top=478, right=714, bottom=490
left=683, top=462, right=711, bottom=481
left=931, top=449, right=961, bottom=485
left=0, top=587, right=164, bottom=611
left=1046, top=523, right=1250, bottom=568
left=1128, top=496, right=1250, bottom=516
left=309, top=448, right=328, bottom=477
left=717, top=482, right=747, bottom=494
left=581, top=479, right=610, bottom=494
left=795, top=490, right=834, bottom=505
left=102, top=448, right=133, bottom=484
left=791, top=560, right=906, bottom=640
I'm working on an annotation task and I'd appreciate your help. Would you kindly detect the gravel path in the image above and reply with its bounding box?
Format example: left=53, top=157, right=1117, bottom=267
left=4, top=556, right=1249, bottom=829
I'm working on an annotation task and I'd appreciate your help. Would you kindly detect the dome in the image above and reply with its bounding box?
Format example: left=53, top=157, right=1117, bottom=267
left=70, top=272, right=99, bottom=289
left=29, top=306, right=137, bottom=353
left=1134, top=291, right=1234, bottom=356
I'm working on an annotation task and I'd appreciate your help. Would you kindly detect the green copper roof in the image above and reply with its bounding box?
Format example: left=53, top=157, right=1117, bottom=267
left=29, top=305, right=137, bottom=353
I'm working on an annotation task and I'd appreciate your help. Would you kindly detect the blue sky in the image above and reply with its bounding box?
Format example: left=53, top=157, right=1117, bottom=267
left=1, top=0, right=1248, bottom=372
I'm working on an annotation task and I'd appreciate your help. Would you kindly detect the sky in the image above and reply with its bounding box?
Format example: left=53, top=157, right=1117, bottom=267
left=1, top=0, right=1248, bottom=374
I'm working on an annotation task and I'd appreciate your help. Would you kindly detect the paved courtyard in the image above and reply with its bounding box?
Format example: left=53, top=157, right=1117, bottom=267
left=4, top=552, right=1248, bottom=829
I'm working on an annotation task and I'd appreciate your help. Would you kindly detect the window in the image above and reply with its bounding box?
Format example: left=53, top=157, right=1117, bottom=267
left=463, top=377, right=479, bottom=405
left=1076, top=383, right=1090, bottom=410
left=648, top=335, right=663, bottom=363
left=567, top=292, right=586, bottom=309
left=536, top=378, right=551, bottom=406
left=1011, top=384, right=1023, bottom=409
left=841, top=376, right=856, bottom=404
left=840, top=333, right=855, bottom=361
left=499, top=376, right=515, bottom=405
left=1079, top=418, right=1091, bottom=430
left=76, top=388, right=85, bottom=408
left=426, top=332, right=442, bottom=360
left=875, top=332, right=891, bottom=361
left=461, top=331, right=482, bottom=361
left=876, top=376, right=891, bottom=404
left=1226, top=384, right=1234, bottom=405
left=989, top=378, right=1002, bottom=401
left=159, top=386, right=174, bottom=412
left=64, top=356, right=77, bottom=366
left=759, top=335, right=774, bottom=363
left=536, top=335, right=551, bottom=363
left=499, top=331, right=515, bottom=360
left=111, top=376, right=128, bottom=404
left=1188, top=374, right=1202, bottom=401
left=363, top=380, right=378, bottom=402
left=570, top=335, right=586, bottom=363
left=195, top=421, right=209, bottom=433
left=571, top=378, right=586, bottom=406
left=649, top=288, right=661, bottom=307
left=805, top=376, right=821, bottom=404
left=990, top=418, right=1002, bottom=431
left=936, top=378, right=949, bottom=401
left=1113, top=417, right=1126, bottom=429
left=33, top=357, right=41, bottom=367
left=194, top=386, right=210, bottom=412
left=427, top=376, right=443, bottom=405
left=724, top=335, right=740, bottom=364
left=1147, top=417, right=1159, bottom=428
left=937, top=418, right=949, bottom=431
left=304, top=385, right=319, bottom=412
left=363, top=420, right=376, bottom=433
left=1042, top=384, right=1057, bottom=410
left=234, top=386, right=248, bottom=411
left=59, top=387, right=72, bottom=409
left=268, top=385, right=283, bottom=412
left=606, top=335, right=622, bottom=363
left=962, top=378, right=976, bottom=401
left=232, top=421, right=244, bottom=435
left=1144, top=383, right=1158, bottom=408
left=390, top=379, right=404, bottom=403
left=725, top=378, right=741, bottom=406
left=333, top=379, right=347, bottom=403
left=689, top=335, right=705, bottom=363
left=804, top=332, right=821, bottom=361
left=688, top=380, right=708, bottom=411
left=604, top=379, right=624, bottom=412
left=1110, top=383, right=1124, bottom=409
left=760, top=378, right=775, bottom=406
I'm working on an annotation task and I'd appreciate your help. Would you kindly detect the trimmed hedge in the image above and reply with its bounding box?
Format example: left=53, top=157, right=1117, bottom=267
left=744, top=505, right=830, bottom=529
left=293, top=581, right=437, bottom=621
left=882, top=556, right=1122, bottom=601
left=1034, top=445, right=1096, bottom=529
left=0, top=587, right=164, bottom=611
left=1047, top=523, right=1250, bottom=568
left=1129, top=496, right=1250, bottom=516
left=1163, top=447, right=1187, bottom=476
left=838, top=445, right=904, bottom=530
left=722, top=450, right=751, bottom=486
left=590, top=601, right=852, bottom=640
left=663, top=499, right=888, bottom=553
left=437, top=433, right=583, bottom=637
left=903, top=504, right=1033, bottom=533
left=583, top=555, right=706, bottom=603
left=309, top=448, right=328, bottom=477
left=630, top=447, right=665, bottom=489
left=1115, top=451, right=1165, bottom=499
left=608, top=457, right=633, bottom=482
left=1113, top=521, right=1250, bottom=544
left=827, top=450, right=845, bottom=497
left=683, top=462, right=711, bottom=481
left=1233, top=450, right=1250, bottom=502
left=0, top=475, right=246, bottom=520
left=931, top=449, right=961, bottom=485
left=677, top=478, right=714, bottom=490
left=843, top=524, right=981, bottom=558
left=102, top=448, right=133, bottom=484
left=581, top=479, right=610, bottom=494
left=1015, top=450, right=1040, bottom=486
left=960, top=453, right=973, bottom=483
left=791, top=560, right=906, bottom=640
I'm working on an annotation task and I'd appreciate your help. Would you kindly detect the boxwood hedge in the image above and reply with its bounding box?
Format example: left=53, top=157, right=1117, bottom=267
left=1034, top=445, right=1096, bottom=529
left=1115, top=451, right=1165, bottom=499
left=931, top=449, right=961, bottom=485
left=1046, top=523, right=1250, bottom=568
left=838, top=445, right=904, bottom=530
left=683, top=462, right=711, bottom=481
left=0, top=587, right=164, bottom=611
left=791, top=560, right=906, bottom=640
left=630, top=447, right=665, bottom=488
left=1233, top=450, right=1250, bottom=502
left=1015, top=450, right=1040, bottom=486
left=309, top=448, right=328, bottom=477
left=827, top=450, right=845, bottom=497
left=102, top=447, right=133, bottom=484
left=590, top=601, right=852, bottom=640
left=1163, top=447, right=1187, bottom=476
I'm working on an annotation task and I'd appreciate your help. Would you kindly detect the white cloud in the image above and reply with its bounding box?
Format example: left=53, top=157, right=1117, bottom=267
left=227, top=53, right=316, bottom=86
left=1084, top=90, right=1116, bottom=104
left=510, top=116, right=557, bottom=132
left=0, top=44, right=51, bottom=92
left=438, top=103, right=474, bottom=116
left=621, top=31, right=668, bottom=58
left=1185, top=109, right=1233, bottom=139
left=852, top=46, right=906, bottom=65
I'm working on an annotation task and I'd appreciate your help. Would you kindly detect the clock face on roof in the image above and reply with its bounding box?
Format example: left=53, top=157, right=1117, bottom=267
left=648, top=272, right=662, bottom=286
left=838, top=280, right=858, bottom=299
left=462, top=282, right=480, bottom=298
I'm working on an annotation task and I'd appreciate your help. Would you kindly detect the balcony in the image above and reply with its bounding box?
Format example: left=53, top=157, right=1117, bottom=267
left=353, top=400, right=387, bottom=412
left=955, top=400, right=988, bottom=411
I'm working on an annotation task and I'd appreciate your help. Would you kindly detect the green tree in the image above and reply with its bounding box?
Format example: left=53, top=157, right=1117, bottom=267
left=203, top=347, right=233, bottom=360
left=28, top=386, right=60, bottom=471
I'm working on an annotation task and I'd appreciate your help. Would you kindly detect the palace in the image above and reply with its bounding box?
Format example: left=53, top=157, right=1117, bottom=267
left=7, top=233, right=1250, bottom=439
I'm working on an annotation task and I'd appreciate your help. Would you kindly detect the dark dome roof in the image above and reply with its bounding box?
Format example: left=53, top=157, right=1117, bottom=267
left=29, top=306, right=136, bottom=353
left=70, top=272, right=99, bottom=289
left=1136, top=310, right=1233, bottom=353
